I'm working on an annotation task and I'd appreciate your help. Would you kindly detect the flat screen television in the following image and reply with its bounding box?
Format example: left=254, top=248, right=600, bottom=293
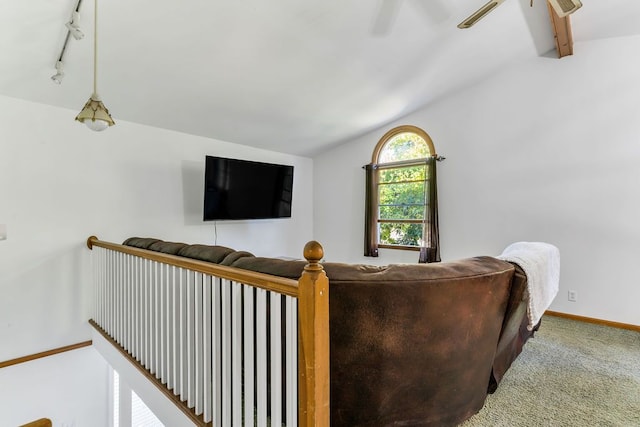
left=203, top=155, right=294, bottom=220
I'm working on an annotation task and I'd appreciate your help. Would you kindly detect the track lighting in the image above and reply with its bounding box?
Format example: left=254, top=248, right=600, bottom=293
left=65, top=11, right=84, bottom=40
left=51, top=61, right=64, bottom=84
left=51, top=0, right=85, bottom=85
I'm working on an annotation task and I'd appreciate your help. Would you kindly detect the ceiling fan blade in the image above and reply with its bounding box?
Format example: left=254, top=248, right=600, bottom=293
left=457, top=0, right=507, bottom=29
left=372, top=0, right=402, bottom=36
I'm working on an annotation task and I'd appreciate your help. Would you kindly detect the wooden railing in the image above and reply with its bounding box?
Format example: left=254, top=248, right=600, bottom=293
left=87, top=236, right=329, bottom=427
left=0, top=341, right=92, bottom=369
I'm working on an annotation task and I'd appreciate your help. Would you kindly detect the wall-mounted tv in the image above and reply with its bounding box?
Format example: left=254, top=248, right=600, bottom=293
left=203, top=155, right=294, bottom=221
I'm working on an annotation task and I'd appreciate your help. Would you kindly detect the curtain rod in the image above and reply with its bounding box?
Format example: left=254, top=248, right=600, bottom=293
left=362, top=155, right=446, bottom=170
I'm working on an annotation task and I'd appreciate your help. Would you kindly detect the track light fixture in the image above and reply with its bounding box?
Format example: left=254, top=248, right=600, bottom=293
left=65, top=11, right=84, bottom=40
left=51, top=0, right=85, bottom=85
left=75, top=0, right=115, bottom=131
left=51, top=61, right=64, bottom=84
left=51, top=31, right=70, bottom=85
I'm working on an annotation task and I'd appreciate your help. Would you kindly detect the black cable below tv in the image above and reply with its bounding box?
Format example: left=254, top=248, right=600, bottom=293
left=203, top=155, right=294, bottom=221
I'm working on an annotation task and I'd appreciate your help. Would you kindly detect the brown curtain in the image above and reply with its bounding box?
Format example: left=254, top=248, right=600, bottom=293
left=419, top=156, right=441, bottom=263
left=364, top=163, right=379, bottom=257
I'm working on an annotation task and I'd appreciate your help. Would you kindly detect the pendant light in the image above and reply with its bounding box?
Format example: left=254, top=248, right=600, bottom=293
left=75, top=0, right=114, bottom=131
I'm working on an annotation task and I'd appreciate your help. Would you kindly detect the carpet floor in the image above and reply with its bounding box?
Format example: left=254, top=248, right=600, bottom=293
left=461, top=315, right=640, bottom=427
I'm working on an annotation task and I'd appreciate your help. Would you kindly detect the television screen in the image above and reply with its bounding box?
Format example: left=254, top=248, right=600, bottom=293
left=203, top=156, right=294, bottom=220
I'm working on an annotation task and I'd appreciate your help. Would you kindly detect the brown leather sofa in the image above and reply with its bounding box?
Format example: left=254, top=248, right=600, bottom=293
left=123, top=237, right=536, bottom=427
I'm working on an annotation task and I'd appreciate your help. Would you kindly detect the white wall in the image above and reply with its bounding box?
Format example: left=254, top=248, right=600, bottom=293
left=0, top=347, right=110, bottom=427
left=0, top=94, right=314, bottom=363
left=314, top=35, right=640, bottom=326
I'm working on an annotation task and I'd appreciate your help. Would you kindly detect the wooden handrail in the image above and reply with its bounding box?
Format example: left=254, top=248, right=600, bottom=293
left=86, top=236, right=299, bottom=297
left=19, top=418, right=52, bottom=427
left=0, top=341, right=92, bottom=370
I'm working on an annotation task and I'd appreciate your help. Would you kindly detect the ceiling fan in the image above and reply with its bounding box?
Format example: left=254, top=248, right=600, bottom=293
left=457, top=0, right=582, bottom=29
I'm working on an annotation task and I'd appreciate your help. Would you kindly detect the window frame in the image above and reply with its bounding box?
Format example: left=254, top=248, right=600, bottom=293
left=370, top=125, right=436, bottom=251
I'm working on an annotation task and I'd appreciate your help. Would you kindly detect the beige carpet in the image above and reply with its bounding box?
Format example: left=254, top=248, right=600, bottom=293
left=461, top=315, right=640, bottom=427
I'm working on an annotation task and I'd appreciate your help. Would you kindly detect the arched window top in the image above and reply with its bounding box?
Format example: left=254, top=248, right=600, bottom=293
left=372, top=125, right=436, bottom=164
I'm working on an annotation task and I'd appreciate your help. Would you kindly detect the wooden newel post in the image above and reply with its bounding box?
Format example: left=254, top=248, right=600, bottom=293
left=298, top=240, right=330, bottom=427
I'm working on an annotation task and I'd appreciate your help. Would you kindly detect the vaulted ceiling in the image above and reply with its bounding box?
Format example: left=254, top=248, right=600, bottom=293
left=1, top=1, right=639, bottom=156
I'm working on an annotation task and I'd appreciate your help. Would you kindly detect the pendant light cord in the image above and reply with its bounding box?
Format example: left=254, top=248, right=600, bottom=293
left=93, top=0, right=98, bottom=96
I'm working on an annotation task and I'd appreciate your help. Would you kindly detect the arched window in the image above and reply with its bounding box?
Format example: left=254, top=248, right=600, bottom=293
left=364, top=125, right=442, bottom=263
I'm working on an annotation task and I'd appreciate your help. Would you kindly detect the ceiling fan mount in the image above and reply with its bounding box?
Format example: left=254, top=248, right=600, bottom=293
left=457, top=0, right=582, bottom=29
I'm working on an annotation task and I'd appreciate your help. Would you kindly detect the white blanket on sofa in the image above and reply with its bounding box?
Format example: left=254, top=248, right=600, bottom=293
left=497, top=242, right=560, bottom=330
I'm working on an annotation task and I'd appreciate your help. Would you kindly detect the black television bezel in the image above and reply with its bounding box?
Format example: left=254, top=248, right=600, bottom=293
left=203, top=155, right=294, bottom=221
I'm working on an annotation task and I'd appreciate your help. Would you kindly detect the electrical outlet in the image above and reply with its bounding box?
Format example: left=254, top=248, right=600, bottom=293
left=0, top=224, right=6, bottom=240
left=568, top=290, right=578, bottom=302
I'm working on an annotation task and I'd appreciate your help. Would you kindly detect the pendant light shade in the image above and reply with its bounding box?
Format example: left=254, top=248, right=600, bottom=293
left=76, top=94, right=114, bottom=131
left=75, top=0, right=114, bottom=131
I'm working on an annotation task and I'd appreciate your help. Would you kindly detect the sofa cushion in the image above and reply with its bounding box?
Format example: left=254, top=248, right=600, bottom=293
left=220, top=250, right=255, bottom=266
left=148, top=241, right=188, bottom=255
left=122, top=237, right=162, bottom=250
left=177, top=244, right=236, bottom=264
left=231, top=257, right=307, bottom=279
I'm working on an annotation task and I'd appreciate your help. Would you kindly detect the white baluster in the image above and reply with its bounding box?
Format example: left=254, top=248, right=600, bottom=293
left=142, top=258, right=150, bottom=370
left=186, top=270, right=196, bottom=409
left=178, top=268, right=188, bottom=401
left=167, top=265, right=176, bottom=392
left=256, top=288, right=268, bottom=427
left=286, top=296, right=298, bottom=427
left=212, top=276, right=222, bottom=424
left=232, top=281, right=243, bottom=425
left=271, top=293, right=283, bottom=427
left=221, top=279, right=232, bottom=426
left=194, top=272, right=204, bottom=416
left=202, top=274, right=213, bottom=423
left=243, top=285, right=255, bottom=427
